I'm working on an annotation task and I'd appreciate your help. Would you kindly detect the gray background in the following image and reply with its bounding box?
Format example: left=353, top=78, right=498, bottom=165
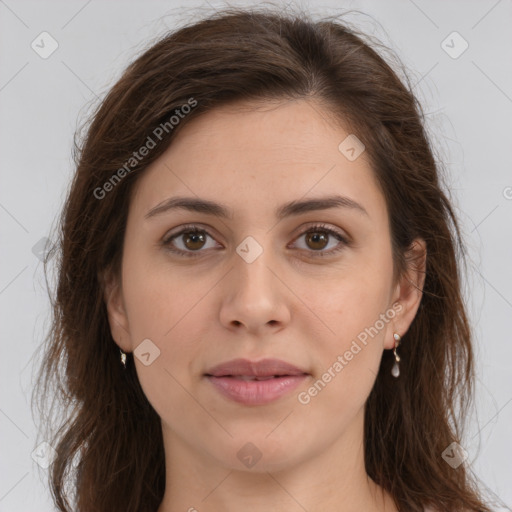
left=1, top=0, right=511, bottom=510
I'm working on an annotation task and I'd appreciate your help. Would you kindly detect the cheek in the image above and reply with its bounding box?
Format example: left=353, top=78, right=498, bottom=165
left=301, top=282, right=388, bottom=417
left=120, top=249, right=208, bottom=371
left=311, top=263, right=391, bottom=337
left=123, top=283, right=205, bottom=430
left=303, top=258, right=392, bottom=385
left=121, top=244, right=191, bottom=340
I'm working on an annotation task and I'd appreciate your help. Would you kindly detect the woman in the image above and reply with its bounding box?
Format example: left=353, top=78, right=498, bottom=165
left=32, top=5, right=499, bottom=512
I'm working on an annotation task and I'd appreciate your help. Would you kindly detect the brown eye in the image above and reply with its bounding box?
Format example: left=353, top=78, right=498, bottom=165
left=292, top=224, right=349, bottom=257
left=163, top=226, right=219, bottom=257
left=163, top=223, right=349, bottom=259
left=305, top=231, right=329, bottom=251
left=182, top=231, right=207, bottom=251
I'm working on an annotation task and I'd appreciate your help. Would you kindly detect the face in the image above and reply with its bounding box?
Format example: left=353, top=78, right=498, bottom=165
left=105, top=98, right=424, bottom=474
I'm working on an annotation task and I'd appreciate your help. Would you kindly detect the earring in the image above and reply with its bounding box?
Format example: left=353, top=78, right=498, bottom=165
left=120, top=349, right=127, bottom=369
left=391, top=333, right=401, bottom=378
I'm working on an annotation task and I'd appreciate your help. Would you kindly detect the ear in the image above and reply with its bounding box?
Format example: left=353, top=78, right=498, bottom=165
left=385, top=238, right=427, bottom=349
left=99, top=267, right=132, bottom=352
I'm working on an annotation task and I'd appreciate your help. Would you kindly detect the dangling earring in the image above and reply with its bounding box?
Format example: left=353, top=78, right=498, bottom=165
left=391, top=333, right=401, bottom=378
left=120, top=349, right=127, bottom=369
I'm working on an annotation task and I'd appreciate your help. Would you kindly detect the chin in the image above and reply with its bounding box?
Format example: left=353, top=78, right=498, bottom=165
left=209, top=434, right=310, bottom=474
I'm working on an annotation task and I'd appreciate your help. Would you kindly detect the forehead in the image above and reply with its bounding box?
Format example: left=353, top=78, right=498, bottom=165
left=168, top=98, right=351, bottom=163
left=129, top=99, right=388, bottom=225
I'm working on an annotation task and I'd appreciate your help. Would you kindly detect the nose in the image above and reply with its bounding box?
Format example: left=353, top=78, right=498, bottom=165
left=218, top=245, right=291, bottom=335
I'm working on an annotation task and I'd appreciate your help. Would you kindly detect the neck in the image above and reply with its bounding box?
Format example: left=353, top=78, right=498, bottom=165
left=156, top=407, right=397, bottom=512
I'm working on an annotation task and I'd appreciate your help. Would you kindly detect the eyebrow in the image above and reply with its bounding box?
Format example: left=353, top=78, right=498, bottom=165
left=144, top=194, right=369, bottom=221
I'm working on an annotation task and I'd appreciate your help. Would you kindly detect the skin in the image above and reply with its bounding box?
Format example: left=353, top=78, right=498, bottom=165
left=104, top=98, right=426, bottom=512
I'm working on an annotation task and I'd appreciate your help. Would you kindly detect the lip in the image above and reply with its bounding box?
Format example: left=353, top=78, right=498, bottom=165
left=206, top=375, right=309, bottom=405
left=205, top=358, right=308, bottom=378
left=204, top=358, right=309, bottom=405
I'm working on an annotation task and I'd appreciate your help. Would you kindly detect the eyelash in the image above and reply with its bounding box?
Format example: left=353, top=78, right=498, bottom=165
left=161, top=223, right=350, bottom=259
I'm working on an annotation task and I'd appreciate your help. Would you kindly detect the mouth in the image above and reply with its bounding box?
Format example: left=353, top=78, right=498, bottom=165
left=203, top=358, right=310, bottom=405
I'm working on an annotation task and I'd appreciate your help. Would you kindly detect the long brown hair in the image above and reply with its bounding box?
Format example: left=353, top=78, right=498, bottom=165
left=32, top=5, right=501, bottom=511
